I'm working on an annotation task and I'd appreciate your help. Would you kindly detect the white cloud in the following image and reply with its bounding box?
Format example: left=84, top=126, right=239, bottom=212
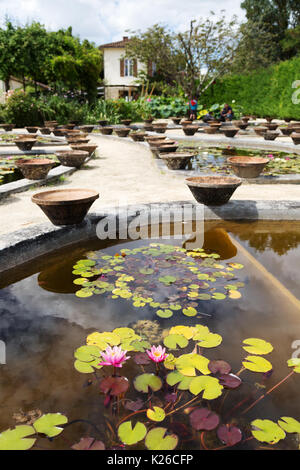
left=0, top=0, right=244, bottom=45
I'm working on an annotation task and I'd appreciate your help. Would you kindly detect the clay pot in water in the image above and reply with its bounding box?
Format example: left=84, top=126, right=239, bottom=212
left=265, top=123, right=278, bottom=131
left=15, top=158, right=55, bottom=180
left=55, top=150, right=89, bottom=168
left=70, top=144, right=98, bottom=156
left=143, top=118, right=154, bottom=124
left=254, top=126, right=268, bottom=136
left=161, top=152, right=194, bottom=170
left=65, top=123, right=76, bottom=130
left=143, top=124, right=154, bottom=131
left=152, top=122, right=168, bottom=128
left=241, top=117, right=250, bottom=123
left=0, top=124, right=15, bottom=131
left=157, top=143, right=178, bottom=154
left=53, top=129, right=68, bottom=137
left=153, top=127, right=167, bottom=134
left=265, top=117, right=274, bottom=123
left=15, top=139, right=37, bottom=151
left=130, top=132, right=146, bottom=142
left=98, top=119, right=108, bottom=126
left=121, top=119, right=132, bottom=126
left=185, top=176, right=242, bottom=206
left=145, top=135, right=167, bottom=143
left=25, top=126, right=39, bottom=134
left=79, top=125, right=94, bottom=133
left=99, top=127, right=113, bottom=135
left=115, top=128, right=131, bottom=137
left=171, top=117, right=182, bottom=125
left=223, top=128, right=239, bottom=138
left=291, top=132, right=300, bottom=145
left=235, top=121, right=248, bottom=130
left=182, top=125, right=198, bottom=136
left=204, top=126, right=218, bottom=134
left=181, top=120, right=193, bottom=127
left=32, top=188, right=99, bottom=226
left=208, top=122, right=221, bottom=129
left=67, top=137, right=90, bottom=145
left=279, top=127, right=293, bottom=136
left=150, top=139, right=174, bottom=147
left=44, top=121, right=58, bottom=128
left=263, top=131, right=279, bottom=141
left=227, top=156, right=269, bottom=178
left=39, top=127, right=52, bottom=135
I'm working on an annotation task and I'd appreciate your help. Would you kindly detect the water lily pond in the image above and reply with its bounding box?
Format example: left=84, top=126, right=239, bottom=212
left=0, top=155, right=58, bottom=185
left=0, top=221, right=300, bottom=450
left=177, top=143, right=300, bottom=176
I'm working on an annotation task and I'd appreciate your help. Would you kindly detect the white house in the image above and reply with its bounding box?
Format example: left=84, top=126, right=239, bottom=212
left=99, top=36, right=152, bottom=100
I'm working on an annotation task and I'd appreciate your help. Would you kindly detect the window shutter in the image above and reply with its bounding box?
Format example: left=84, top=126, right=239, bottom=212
left=133, top=59, right=138, bottom=77
left=120, top=58, right=125, bottom=77
left=147, top=61, right=153, bottom=77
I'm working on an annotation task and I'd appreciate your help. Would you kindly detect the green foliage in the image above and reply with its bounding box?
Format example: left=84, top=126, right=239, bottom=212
left=200, top=56, right=300, bottom=119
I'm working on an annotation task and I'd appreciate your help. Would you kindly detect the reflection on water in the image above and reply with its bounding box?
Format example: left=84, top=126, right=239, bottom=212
left=0, top=221, right=300, bottom=449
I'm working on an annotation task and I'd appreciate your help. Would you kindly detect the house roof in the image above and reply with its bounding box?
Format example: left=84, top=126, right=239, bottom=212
left=99, top=36, right=130, bottom=49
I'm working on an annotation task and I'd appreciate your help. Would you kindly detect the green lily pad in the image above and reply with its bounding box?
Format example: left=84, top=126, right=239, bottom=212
left=278, top=417, right=300, bottom=434
left=242, top=355, right=273, bottom=373
left=118, top=421, right=147, bottom=445
left=163, top=334, right=188, bottom=350
left=156, top=309, right=173, bottom=318
left=74, top=345, right=101, bottom=362
left=182, top=306, right=197, bottom=317
left=145, top=427, right=178, bottom=450
left=0, top=425, right=36, bottom=450
left=166, top=371, right=193, bottom=390
left=147, top=407, right=166, bottom=422
left=33, top=413, right=68, bottom=438
left=134, top=373, right=163, bottom=393
left=251, top=419, right=286, bottom=444
left=175, top=353, right=211, bottom=376
left=242, top=338, right=273, bottom=355
left=287, top=358, right=300, bottom=373
left=189, top=376, right=223, bottom=399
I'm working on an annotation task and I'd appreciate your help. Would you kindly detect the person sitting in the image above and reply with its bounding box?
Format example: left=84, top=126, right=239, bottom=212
left=189, top=98, right=198, bottom=121
left=220, top=103, right=234, bottom=121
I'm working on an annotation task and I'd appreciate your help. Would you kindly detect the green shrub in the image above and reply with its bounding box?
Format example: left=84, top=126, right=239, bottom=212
left=200, top=56, right=300, bottom=119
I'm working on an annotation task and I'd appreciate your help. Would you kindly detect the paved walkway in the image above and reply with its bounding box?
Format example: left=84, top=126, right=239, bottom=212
left=1, top=133, right=300, bottom=236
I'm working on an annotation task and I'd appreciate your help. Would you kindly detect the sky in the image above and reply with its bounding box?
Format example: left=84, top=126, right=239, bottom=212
left=0, top=0, right=245, bottom=46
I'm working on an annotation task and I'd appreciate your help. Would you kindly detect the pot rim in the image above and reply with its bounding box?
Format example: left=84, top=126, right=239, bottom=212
left=185, top=176, right=242, bottom=188
left=32, top=188, right=99, bottom=206
left=227, top=156, right=269, bottom=165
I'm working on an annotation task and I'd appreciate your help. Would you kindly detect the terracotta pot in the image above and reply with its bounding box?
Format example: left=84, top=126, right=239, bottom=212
left=279, top=127, right=293, bottom=136
left=0, top=123, right=15, bottom=131
left=161, top=152, right=194, bottom=170
left=285, top=118, right=292, bottom=123
left=263, top=131, right=279, bottom=141
left=181, top=120, right=193, bottom=126
left=53, top=129, right=68, bottom=137
left=130, top=133, right=146, bottom=142
left=291, top=132, right=300, bottom=145
left=208, top=122, right=221, bottom=128
left=152, top=122, right=168, bottom=128
left=265, top=123, right=278, bottom=131
left=150, top=139, right=175, bottom=147
left=235, top=121, right=248, bottom=130
left=98, top=120, right=108, bottom=126
left=79, top=125, right=94, bottom=133
left=65, top=124, right=76, bottom=130
left=153, top=127, right=167, bottom=134
left=241, top=117, right=250, bottom=123
left=145, top=135, right=167, bottom=143
left=67, top=138, right=90, bottom=144
left=39, top=127, right=52, bottom=135
left=15, top=139, right=37, bottom=151
left=223, top=128, right=239, bottom=138
left=70, top=144, right=98, bottom=156
left=55, top=150, right=89, bottom=168
left=121, top=119, right=132, bottom=126
left=186, top=176, right=242, bottom=206
left=254, top=126, right=268, bottom=136
left=204, top=126, right=218, bottom=134
left=115, top=128, right=131, bottom=137
left=143, top=124, right=154, bottom=131
left=182, top=125, right=198, bottom=136
left=32, top=188, right=99, bottom=226
left=16, top=158, right=55, bottom=180
left=143, top=118, right=154, bottom=124
left=227, top=156, right=269, bottom=178
left=171, top=117, right=182, bottom=125
left=99, top=127, right=113, bottom=135
left=25, top=126, right=39, bottom=134
left=265, top=117, right=274, bottom=123
left=157, top=144, right=178, bottom=154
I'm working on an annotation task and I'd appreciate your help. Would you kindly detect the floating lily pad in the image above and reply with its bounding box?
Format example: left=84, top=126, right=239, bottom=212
left=189, top=376, right=223, bottom=399
left=99, top=376, right=129, bottom=396
left=242, top=338, right=273, bottom=355
left=208, top=360, right=231, bottom=375
left=176, top=353, right=211, bottom=376
left=33, top=413, right=68, bottom=438
left=219, top=373, right=242, bottom=389
left=190, top=408, right=219, bottom=431
left=147, top=407, right=166, bottom=422
left=134, top=374, right=163, bottom=393
left=145, top=427, right=178, bottom=450
left=278, top=417, right=300, bottom=434
left=242, top=355, right=273, bottom=373
left=0, top=425, right=36, bottom=450
left=163, top=334, right=188, bottom=350
left=287, top=358, right=300, bottom=373
left=118, top=421, right=147, bottom=446
left=251, top=419, right=286, bottom=444
left=166, top=371, right=193, bottom=390
left=217, top=425, right=242, bottom=446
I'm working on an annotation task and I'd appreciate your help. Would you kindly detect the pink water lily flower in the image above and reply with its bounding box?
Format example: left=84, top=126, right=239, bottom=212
left=98, top=346, right=130, bottom=368
left=146, top=345, right=168, bottom=363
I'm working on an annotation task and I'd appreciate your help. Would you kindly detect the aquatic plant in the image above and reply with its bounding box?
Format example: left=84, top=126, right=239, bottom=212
left=1, top=325, right=300, bottom=450
left=72, top=243, right=246, bottom=318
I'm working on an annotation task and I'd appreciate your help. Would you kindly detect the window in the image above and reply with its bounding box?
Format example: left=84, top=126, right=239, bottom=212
left=124, top=59, right=134, bottom=77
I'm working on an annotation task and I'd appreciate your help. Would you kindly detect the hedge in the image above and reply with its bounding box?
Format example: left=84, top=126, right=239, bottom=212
left=200, top=56, right=300, bottom=119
